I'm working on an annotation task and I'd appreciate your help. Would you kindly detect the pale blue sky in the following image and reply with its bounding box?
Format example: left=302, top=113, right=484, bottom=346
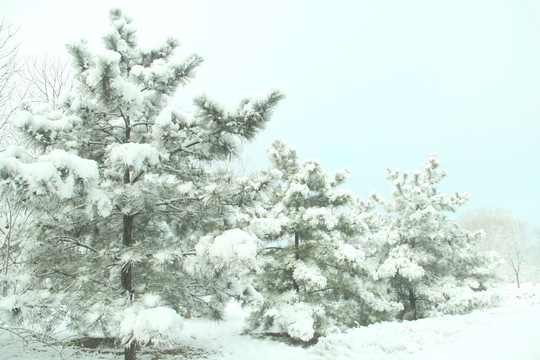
left=2, top=0, right=539, bottom=226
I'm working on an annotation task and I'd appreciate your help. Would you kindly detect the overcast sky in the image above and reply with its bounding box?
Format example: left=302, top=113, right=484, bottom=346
left=2, top=0, right=539, bottom=227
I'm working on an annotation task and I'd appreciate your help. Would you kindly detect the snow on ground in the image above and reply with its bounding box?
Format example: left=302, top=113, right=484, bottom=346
left=313, top=285, right=540, bottom=360
left=1, top=284, right=539, bottom=360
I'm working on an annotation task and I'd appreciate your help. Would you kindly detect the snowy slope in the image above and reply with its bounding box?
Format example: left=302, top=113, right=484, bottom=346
left=1, top=284, right=539, bottom=360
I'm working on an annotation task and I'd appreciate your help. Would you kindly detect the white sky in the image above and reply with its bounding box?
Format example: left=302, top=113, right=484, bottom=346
left=2, top=0, right=539, bottom=227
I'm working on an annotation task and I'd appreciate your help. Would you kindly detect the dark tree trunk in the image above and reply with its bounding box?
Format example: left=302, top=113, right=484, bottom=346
left=409, top=287, right=417, bottom=320
left=122, top=166, right=137, bottom=360
left=122, top=214, right=136, bottom=360
left=293, top=231, right=300, bottom=292
left=294, top=231, right=300, bottom=261
left=121, top=168, right=134, bottom=300
left=122, top=214, right=135, bottom=300
left=124, top=341, right=137, bottom=360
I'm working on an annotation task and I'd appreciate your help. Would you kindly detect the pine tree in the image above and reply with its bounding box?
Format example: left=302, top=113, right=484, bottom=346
left=378, top=155, right=496, bottom=320
left=246, top=139, right=400, bottom=341
left=0, top=9, right=282, bottom=359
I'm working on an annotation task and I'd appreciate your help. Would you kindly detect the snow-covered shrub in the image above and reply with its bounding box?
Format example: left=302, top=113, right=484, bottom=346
left=118, top=303, right=184, bottom=347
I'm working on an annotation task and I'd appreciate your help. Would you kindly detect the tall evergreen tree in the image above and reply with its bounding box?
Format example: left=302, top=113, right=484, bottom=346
left=246, top=139, right=400, bottom=341
left=378, top=155, right=496, bottom=320
left=0, top=9, right=282, bottom=359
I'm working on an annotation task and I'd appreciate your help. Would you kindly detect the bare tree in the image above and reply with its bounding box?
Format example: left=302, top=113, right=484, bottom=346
left=1, top=190, right=34, bottom=279
left=1, top=56, right=75, bottom=279
left=1, top=22, right=75, bottom=150
left=460, top=208, right=531, bottom=288
left=1, top=19, right=76, bottom=278
left=1, top=23, right=75, bottom=286
left=0, top=21, right=78, bottom=357
left=0, top=19, right=21, bottom=148
left=20, top=55, right=75, bottom=106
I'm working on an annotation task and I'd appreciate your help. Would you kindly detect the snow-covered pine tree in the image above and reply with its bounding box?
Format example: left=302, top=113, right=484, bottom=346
left=0, top=9, right=282, bottom=359
left=378, top=155, right=496, bottom=320
left=246, top=139, right=400, bottom=342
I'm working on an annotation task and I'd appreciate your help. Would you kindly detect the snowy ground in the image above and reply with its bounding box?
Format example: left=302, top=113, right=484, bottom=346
left=2, top=284, right=539, bottom=360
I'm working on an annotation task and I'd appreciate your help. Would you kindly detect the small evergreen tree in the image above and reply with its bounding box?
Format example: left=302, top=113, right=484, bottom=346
left=378, top=155, right=496, bottom=320
left=0, top=9, right=282, bottom=359
left=246, top=139, right=400, bottom=341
